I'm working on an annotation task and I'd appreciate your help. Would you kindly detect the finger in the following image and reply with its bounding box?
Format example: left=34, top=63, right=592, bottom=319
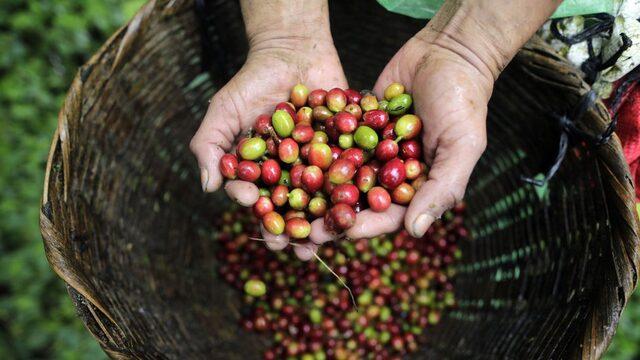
left=260, top=224, right=290, bottom=251
left=309, top=218, right=339, bottom=245
left=345, top=204, right=407, bottom=239
left=294, top=242, right=318, bottom=262
left=189, top=83, right=247, bottom=193
left=405, top=135, right=485, bottom=238
left=224, top=180, right=259, bottom=207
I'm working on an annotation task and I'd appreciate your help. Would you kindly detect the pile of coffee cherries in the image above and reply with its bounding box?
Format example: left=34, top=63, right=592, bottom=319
left=215, top=203, right=466, bottom=359
left=219, top=84, right=428, bottom=236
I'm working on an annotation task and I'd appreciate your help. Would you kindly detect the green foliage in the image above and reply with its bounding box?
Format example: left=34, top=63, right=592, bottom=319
left=0, top=1, right=143, bottom=359
left=0, top=0, right=637, bottom=359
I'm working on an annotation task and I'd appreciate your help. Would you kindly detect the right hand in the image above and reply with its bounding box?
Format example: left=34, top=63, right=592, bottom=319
left=190, top=36, right=347, bottom=260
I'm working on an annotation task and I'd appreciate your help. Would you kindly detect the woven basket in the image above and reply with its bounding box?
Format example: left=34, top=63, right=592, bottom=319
left=40, top=0, right=640, bottom=358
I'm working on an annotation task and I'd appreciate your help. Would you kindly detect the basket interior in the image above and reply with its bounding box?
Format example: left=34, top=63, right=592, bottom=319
left=40, top=1, right=637, bottom=359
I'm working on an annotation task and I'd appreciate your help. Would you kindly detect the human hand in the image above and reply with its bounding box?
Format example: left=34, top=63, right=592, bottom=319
left=190, top=1, right=347, bottom=259
left=310, top=0, right=561, bottom=242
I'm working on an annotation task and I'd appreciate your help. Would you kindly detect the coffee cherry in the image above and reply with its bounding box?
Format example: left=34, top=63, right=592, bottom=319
left=328, top=159, right=356, bottom=184
left=261, top=159, right=282, bottom=185
left=308, top=89, right=327, bottom=107
left=330, top=145, right=342, bottom=161
left=411, top=174, right=428, bottom=191
left=399, top=140, right=421, bottom=159
left=263, top=211, right=285, bottom=235
left=258, top=188, right=271, bottom=197
left=382, top=122, right=396, bottom=140
left=338, top=134, right=354, bottom=149
left=291, top=124, right=314, bottom=143
left=368, top=187, right=391, bottom=212
left=355, top=165, right=376, bottom=193
left=290, top=84, right=310, bottom=108
left=392, top=183, right=415, bottom=205
left=300, top=143, right=311, bottom=160
left=326, top=88, right=347, bottom=112
left=378, top=100, right=389, bottom=112
left=308, top=143, right=333, bottom=170
left=360, top=94, right=378, bottom=112
left=285, top=218, right=311, bottom=239
left=272, top=110, right=295, bottom=137
left=288, top=188, right=310, bottom=210
left=362, top=110, right=389, bottom=129
left=271, top=185, right=289, bottom=207
left=344, top=103, right=363, bottom=120
left=275, top=101, right=296, bottom=118
left=290, top=164, right=306, bottom=188
left=354, top=126, right=379, bottom=150
left=220, top=154, right=239, bottom=179
left=395, top=115, right=422, bottom=140
left=404, top=159, right=423, bottom=180
left=278, top=138, right=299, bottom=164
left=302, top=165, right=324, bottom=194
left=312, top=106, right=333, bottom=121
left=327, top=203, right=357, bottom=230
left=388, top=94, right=412, bottom=116
left=324, top=117, right=340, bottom=141
left=239, top=137, right=267, bottom=160
left=296, top=107, right=313, bottom=125
left=244, top=279, right=267, bottom=297
left=238, top=160, right=261, bottom=182
left=323, top=174, right=335, bottom=194
left=384, top=83, right=405, bottom=100
left=254, top=114, right=273, bottom=135
left=308, top=197, right=328, bottom=217
left=312, top=131, right=329, bottom=144
left=375, top=139, right=399, bottom=162
left=335, top=112, right=358, bottom=134
left=378, top=158, right=406, bottom=190
left=278, top=170, right=291, bottom=186
left=331, top=184, right=359, bottom=206
left=284, top=210, right=306, bottom=221
left=253, top=196, right=275, bottom=218
left=344, top=88, right=363, bottom=104
left=266, top=138, right=278, bottom=156
left=339, top=148, right=364, bottom=168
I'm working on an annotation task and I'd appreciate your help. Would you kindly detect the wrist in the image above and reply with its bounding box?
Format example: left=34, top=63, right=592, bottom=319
left=241, top=0, right=333, bottom=55
left=407, top=0, right=561, bottom=83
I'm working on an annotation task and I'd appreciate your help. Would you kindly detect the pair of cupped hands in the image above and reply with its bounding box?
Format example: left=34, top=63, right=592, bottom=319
left=190, top=9, right=496, bottom=260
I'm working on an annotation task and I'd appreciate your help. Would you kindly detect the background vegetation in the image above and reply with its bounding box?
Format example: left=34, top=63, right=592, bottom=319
left=0, top=0, right=637, bottom=359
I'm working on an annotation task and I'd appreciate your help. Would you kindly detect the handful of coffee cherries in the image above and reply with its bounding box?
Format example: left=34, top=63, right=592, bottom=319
left=220, top=83, right=428, bottom=239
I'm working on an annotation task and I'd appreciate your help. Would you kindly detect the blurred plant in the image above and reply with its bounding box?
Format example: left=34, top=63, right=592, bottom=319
left=0, top=1, right=143, bottom=359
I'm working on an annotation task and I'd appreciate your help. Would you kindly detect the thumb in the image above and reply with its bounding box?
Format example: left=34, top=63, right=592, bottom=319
left=190, top=86, right=246, bottom=193
left=405, top=124, right=486, bottom=238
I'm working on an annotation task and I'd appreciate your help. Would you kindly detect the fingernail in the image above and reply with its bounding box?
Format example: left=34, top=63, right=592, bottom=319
left=200, top=168, right=209, bottom=192
left=412, top=213, right=434, bottom=237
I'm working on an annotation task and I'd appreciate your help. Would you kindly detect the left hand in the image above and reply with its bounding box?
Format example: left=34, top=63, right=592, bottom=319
left=309, top=0, right=561, bottom=242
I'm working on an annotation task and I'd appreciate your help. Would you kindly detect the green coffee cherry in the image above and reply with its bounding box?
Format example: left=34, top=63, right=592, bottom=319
left=388, top=93, right=413, bottom=116
left=279, top=169, right=291, bottom=186
left=238, top=137, right=267, bottom=160
left=378, top=100, right=389, bottom=111
left=272, top=110, right=295, bottom=137
left=244, top=279, right=266, bottom=297
left=354, top=126, right=379, bottom=150
left=338, top=134, right=354, bottom=149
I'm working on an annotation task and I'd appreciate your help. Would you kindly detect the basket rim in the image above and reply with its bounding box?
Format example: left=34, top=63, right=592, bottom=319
left=39, top=1, right=640, bottom=358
